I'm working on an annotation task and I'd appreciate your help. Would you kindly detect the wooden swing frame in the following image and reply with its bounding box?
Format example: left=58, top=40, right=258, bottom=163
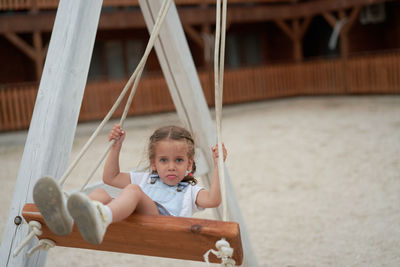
left=22, top=203, right=243, bottom=265
left=3, top=0, right=256, bottom=266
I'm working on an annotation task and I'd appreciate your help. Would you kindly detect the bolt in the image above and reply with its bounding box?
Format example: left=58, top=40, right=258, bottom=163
left=14, top=216, right=23, bottom=225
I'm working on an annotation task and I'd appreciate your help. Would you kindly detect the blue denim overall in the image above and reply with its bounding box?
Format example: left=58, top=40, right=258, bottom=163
left=142, top=174, right=190, bottom=216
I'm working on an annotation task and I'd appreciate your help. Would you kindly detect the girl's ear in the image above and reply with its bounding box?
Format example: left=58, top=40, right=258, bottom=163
left=150, top=159, right=156, bottom=172
left=187, top=158, right=194, bottom=171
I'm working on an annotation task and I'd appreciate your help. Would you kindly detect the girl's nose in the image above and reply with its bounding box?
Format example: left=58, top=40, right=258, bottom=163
left=168, top=162, right=175, bottom=170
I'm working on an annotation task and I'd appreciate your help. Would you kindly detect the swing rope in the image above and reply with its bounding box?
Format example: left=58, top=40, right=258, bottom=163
left=58, top=0, right=173, bottom=190
left=204, top=0, right=235, bottom=266
left=214, top=0, right=228, bottom=223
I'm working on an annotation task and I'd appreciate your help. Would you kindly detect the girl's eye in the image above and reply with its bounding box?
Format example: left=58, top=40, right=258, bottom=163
left=160, top=158, right=167, bottom=163
left=176, top=158, right=183, bottom=163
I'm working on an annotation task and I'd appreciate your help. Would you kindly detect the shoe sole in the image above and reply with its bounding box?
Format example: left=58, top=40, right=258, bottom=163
left=67, top=192, right=103, bottom=245
left=33, top=176, right=73, bottom=236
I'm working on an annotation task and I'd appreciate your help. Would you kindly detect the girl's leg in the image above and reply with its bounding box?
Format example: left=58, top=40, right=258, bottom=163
left=33, top=176, right=73, bottom=236
left=67, top=184, right=159, bottom=245
left=107, top=184, right=159, bottom=222
left=89, top=188, right=113, bottom=205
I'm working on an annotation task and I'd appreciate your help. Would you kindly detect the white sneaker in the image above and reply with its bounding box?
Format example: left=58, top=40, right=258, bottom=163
left=33, top=176, right=73, bottom=236
left=67, top=192, right=110, bottom=245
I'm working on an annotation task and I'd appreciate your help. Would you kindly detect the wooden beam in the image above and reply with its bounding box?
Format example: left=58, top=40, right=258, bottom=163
left=322, top=12, right=337, bottom=28
left=183, top=24, right=205, bottom=49
left=0, top=0, right=388, bottom=33
left=22, top=203, right=243, bottom=264
left=342, top=6, right=362, bottom=34
left=4, top=32, right=37, bottom=60
left=322, top=6, right=362, bottom=57
left=216, top=0, right=387, bottom=21
left=275, top=17, right=312, bottom=62
left=4, top=31, right=47, bottom=81
left=0, top=0, right=103, bottom=266
left=275, top=19, right=295, bottom=41
left=299, top=16, right=312, bottom=39
left=139, top=1, right=258, bottom=266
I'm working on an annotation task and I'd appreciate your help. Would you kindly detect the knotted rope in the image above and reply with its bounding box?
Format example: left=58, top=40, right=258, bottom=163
left=13, top=221, right=42, bottom=257
left=204, top=238, right=235, bottom=267
left=13, top=220, right=56, bottom=258
left=26, top=239, right=55, bottom=257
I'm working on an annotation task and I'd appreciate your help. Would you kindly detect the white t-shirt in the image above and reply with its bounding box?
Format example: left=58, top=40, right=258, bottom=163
left=129, top=171, right=205, bottom=217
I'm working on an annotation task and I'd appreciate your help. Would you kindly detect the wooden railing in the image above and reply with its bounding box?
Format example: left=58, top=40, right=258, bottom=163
left=0, top=82, right=37, bottom=131
left=1, top=52, right=399, bottom=132
left=0, top=0, right=294, bottom=11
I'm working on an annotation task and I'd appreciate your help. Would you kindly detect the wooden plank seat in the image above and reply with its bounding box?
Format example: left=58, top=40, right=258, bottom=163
left=22, top=203, right=243, bottom=265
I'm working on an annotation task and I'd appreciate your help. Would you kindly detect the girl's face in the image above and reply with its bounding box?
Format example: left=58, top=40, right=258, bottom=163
left=150, top=140, right=193, bottom=186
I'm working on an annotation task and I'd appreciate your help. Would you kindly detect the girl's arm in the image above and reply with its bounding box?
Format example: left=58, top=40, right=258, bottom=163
left=103, top=124, right=131, bottom=188
left=195, top=144, right=227, bottom=208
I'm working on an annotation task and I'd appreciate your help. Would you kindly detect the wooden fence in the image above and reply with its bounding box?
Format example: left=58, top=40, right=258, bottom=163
left=1, top=52, right=399, bottom=132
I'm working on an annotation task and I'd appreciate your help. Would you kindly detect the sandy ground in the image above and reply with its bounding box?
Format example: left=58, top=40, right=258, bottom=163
left=1, top=95, right=400, bottom=266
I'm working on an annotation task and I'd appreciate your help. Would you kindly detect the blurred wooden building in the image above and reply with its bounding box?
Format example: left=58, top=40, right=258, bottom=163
left=0, top=0, right=399, bottom=131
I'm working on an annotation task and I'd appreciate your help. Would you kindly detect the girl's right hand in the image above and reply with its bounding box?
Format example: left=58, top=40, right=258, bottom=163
left=211, top=143, right=227, bottom=166
left=109, top=124, right=126, bottom=147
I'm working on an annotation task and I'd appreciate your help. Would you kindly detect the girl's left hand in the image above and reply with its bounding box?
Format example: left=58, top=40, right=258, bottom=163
left=212, top=143, right=227, bottom=164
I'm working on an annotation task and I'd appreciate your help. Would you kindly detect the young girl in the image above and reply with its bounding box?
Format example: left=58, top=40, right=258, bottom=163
left=34, top=125, right=226, bottom=245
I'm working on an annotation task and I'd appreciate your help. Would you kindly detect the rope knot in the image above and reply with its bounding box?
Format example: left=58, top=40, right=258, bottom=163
left=216, top=239, right=234, bottom=260
left=26, top=239, right=56, bottom=257
left=29, top=221, right=43, bottom=236
left=13, top=220, right=43, bottom=257
left=204, top=238, right=236, bottom=266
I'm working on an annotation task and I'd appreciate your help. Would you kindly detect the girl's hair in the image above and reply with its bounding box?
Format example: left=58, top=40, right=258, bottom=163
left=148, top=125, right=197, bottom=185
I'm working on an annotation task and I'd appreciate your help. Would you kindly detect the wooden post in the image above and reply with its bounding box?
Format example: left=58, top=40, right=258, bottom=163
left=32, top=31, right=44, bottom=80
left=0, top=0, right=102, bottom=266
left=342, top=7, right=361, bottom=92
left=292, top=19, right=302, bottom=61
left=139, top=1, right=258, bottom=266
left=323, top=7, right=361, bottom=92
left=338, top=10, right=350, bottom=92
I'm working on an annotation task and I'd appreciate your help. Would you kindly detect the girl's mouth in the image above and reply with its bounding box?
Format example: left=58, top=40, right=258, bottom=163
left=166, top=175, right=176, bottom=180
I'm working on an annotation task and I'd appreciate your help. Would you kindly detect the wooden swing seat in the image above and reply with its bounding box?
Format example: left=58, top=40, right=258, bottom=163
left=22, top=203, right=243, bottom=265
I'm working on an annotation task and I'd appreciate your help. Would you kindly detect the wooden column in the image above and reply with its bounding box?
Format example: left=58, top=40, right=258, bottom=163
left=275, top=17, right=312, bottom=62
left=323, top=7, right=361, bottom=91
left=139, top=1, right=258, bottom=266
left=32, top=31, right=44, bottom=79
left=0, top=0, right=102, bottom=266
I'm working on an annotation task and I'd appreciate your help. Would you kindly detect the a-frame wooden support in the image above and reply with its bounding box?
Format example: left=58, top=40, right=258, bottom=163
left=0, top=1, right=103, bottom=266
left=322, top=7, right=362, bottom=91
left=3, top=31, right=48, bottom=81
left=1, top=0, right=257, bottom=266
left=140, top=1, right=257, bottom=266
left=274, top=17, right=312, bottom=62
left=322, top=7, right=362, bottom=59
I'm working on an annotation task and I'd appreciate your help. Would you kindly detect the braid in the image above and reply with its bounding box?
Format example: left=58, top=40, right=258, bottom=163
left=183, top=161, right=197, bottom=185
